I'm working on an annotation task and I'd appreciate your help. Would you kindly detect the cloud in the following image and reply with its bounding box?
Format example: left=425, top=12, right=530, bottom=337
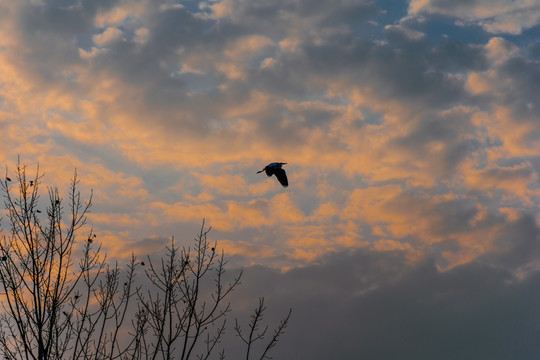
left=1, top=1, right=540, bottom=357
left=408, top=0, right=540, bottom=34
left=465, top=162, right=537, bottom=199
left=385, top=24, right=426, bottom=41
left=226, top=227, right=540, bottom=359
left=0, top=0, right=539, bottom=295
left=93, top=27, right=123, bottom=46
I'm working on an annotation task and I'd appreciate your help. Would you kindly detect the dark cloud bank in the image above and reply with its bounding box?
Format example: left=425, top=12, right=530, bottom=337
left=226, top=215, right=540, bottom=360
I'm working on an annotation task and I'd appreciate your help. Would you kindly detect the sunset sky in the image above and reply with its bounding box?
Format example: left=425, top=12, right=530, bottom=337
left=1, top=0, right=540, bottom=358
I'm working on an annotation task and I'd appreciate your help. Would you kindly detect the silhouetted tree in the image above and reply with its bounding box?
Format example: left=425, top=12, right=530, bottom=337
left=131, top=222, right=240, bottom=360
left=234, top=298, right=291, bottom=360
left=0, top=162, right=291, bottom=360
left=0, top=162, right=138, bottom=360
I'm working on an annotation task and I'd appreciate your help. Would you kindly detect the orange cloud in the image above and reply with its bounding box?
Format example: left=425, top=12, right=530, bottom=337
left=1, top=0, right=539, bottom=274
left=88, top=213, right=143, bottom=227
left=145, top=192, right=304, bottom=232
left=463, top=162, right=538, bottom=203
left=218, top=239, right=278, bottom=263
left=439, top=225, right=503, bottom=270
left=466, top=71, right=492, bottom=94
left=93, top=27, right=123, bottom=46
left=224, top=35, right=274, bottom=60
left=196, top=173, right=249, bottom=196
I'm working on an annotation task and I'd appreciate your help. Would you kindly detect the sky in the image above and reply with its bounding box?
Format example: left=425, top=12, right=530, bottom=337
left=1, top=0, right=540, bottom=358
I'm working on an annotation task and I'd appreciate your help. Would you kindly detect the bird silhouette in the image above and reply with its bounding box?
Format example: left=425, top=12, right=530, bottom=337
left=6, top=177, right=11, bottom=182
left=257, top=162, right=288, bottom=187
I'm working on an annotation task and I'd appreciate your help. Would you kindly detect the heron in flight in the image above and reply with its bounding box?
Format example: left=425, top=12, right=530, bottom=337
left=257, top=162, right=288, bottom=187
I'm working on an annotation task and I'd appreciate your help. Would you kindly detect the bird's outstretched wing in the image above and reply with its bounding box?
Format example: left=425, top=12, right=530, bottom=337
left=273, top=168, right=288, bottom=187
left=265, top=167, right=274, bottom=177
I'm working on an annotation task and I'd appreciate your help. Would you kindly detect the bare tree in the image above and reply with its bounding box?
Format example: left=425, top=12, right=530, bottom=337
left=234, top=298, right=291, bottom=360
left=133, top=222, right=240, bottom=360
left=0, top=163, right=291, bottom=360
left=0, top=162, right=138, bottom=360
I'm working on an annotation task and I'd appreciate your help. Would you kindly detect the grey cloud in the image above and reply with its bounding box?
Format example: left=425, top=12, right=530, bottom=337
left=18, top=0, right=116, bottom=35
left=497, top=57, right=540, bottom=120
left=367, top=49, right=466, bottom=107
left=429, top=198, right=479, bottom=235
left=407, top=0, right=540, bottom=35
left=500, top=56, right=540, bottom=93
left=391, top=110, right=480, bottom=176
left=226, top=219, right=540, bottom=359
left=94, top=8, right=208, bottom=83
left=529, top=41, right=540, bottom=59
left=396, top=114, right=469, bottom=148
left=202, top=1, right=472, bottom=111
left=383, top=190, right=479, bottom=237
left=488, top=215, right=540, bottom=270
left=297, top=108, right=336, bottom=129
left=530, top=156, right=540, bottom=182
left=429, top=38, right=488, bottom=71
left=384, top=24, right=427, bottom=43
left=15, top=0, right=118, bottom=81
left=11, top=0, right=482, bottom=145
left=427, top=0, right=479, bottom=11
left=6, top=0, right=532, bottom=138
left=443, top=138, right=482, bottom=171
left=320, top=1, right=381, bottom=27
left=231, top=0, right=379, bottom=34
left=229, top=60, right=312, bottom=101
left=298, top=33, right=468, bottom=109
left=14, top=1, right=230, bottom=125
left=482, top=164, right=535, bottom=182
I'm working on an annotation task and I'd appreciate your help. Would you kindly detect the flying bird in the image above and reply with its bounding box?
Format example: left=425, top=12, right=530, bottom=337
left=257, top=162, right=288, bottom=187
